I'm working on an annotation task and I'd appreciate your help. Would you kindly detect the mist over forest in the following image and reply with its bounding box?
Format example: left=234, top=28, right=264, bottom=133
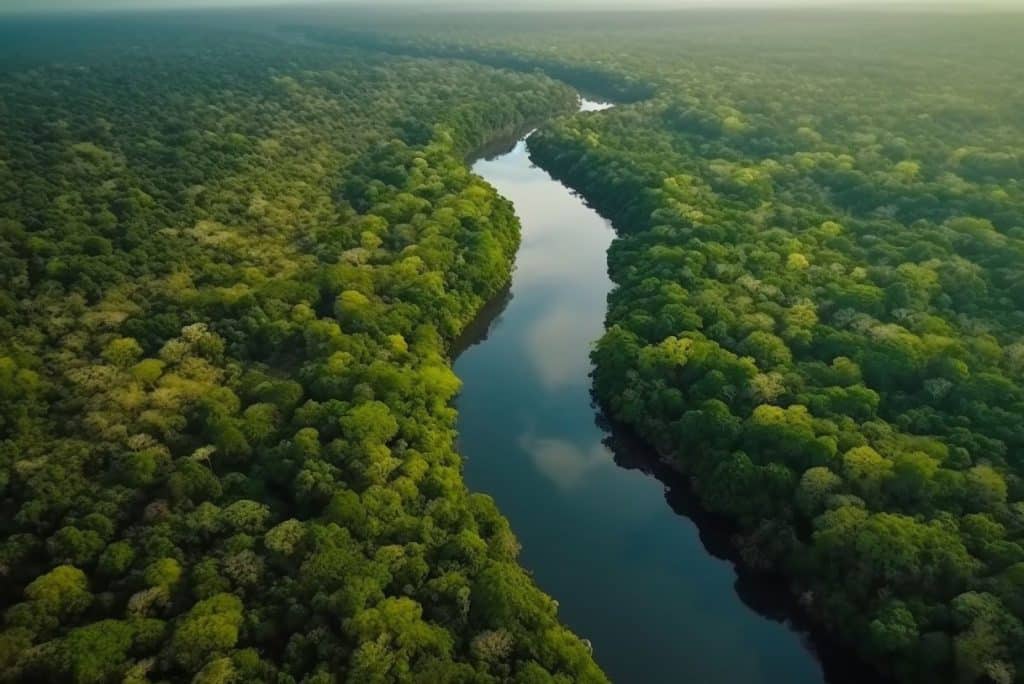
left=3, top=0, right=1022, bottom=14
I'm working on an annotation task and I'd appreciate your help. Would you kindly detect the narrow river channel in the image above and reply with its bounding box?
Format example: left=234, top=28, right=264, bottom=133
left=454, top=99, right=832, bottom=684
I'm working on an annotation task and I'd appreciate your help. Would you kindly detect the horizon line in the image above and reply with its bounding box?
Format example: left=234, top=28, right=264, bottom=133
left=2, top=1, right=1023, bottom=18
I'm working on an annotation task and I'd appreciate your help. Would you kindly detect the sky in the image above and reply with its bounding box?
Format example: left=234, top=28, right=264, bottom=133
left=1, top=0, right=1021, bottom=13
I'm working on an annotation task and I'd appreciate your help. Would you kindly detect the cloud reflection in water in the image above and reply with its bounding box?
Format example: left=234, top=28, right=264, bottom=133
left=523, top=303, right=597, bottom=389
left=520, top=432, right=613, bottom=490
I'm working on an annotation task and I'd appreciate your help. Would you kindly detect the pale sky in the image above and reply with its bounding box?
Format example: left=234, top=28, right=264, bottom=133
left=2, top=0, right=1021, bottom=13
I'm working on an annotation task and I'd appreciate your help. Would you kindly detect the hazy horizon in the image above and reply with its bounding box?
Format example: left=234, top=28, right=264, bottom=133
left=3, top=0, right=1022, bottom=15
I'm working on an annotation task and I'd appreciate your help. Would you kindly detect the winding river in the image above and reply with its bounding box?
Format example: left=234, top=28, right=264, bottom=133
left=454, top=99, right=837, bottom=683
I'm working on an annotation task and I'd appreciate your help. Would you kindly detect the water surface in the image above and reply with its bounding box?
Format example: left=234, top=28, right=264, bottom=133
left=455, top=100, right=829, bottom=684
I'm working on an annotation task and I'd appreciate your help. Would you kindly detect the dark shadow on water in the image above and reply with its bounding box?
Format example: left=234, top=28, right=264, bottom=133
left=469, top=131, right=531, bottom=164
left=449, top=284, right=514, bottom=360
left=596, top=410, right=892, bottom=684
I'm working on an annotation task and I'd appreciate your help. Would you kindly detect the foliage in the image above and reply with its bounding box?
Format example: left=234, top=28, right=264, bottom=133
left=0, top=20, right=603, bottom=682
left=503, top=12, right=1024, bottom=683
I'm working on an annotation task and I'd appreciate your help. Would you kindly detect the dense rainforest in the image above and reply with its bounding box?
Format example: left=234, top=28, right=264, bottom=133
left=5, top=7, right=1024, bottom=684
left=296, top=9, right=1024, bottom=684
left=0, top=20, right=608, bottom=683
left=301, top=9, right=1024, bottom=684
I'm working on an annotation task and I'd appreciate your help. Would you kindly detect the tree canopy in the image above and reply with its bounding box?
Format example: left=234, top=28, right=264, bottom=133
left=0, top=19, right=604, bottom=683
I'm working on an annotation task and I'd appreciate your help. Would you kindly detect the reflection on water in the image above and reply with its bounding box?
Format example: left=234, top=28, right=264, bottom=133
left=521, top=433, right=613, bottom=491
left=454, top=100, right=833, bottom=684
left=525, top=306, right=595, bottom=389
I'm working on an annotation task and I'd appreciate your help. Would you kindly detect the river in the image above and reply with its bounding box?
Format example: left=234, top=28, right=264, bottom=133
left=452, top=98, right=842, bottom=683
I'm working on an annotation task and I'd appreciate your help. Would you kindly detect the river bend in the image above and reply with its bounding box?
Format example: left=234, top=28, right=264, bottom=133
left=455, top=98, right=827, bottom=684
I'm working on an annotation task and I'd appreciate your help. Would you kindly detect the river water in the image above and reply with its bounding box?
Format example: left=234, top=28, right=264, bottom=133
left=454, top=99, right=829, bottom=684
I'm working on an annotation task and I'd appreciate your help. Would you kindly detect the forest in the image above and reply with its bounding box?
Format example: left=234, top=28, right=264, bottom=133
left=405, top=11, right=1024, bottom=684
left=0, top=18, right=606, bottom=683
left=295, top=8, right=1024, bottom=683
left=3, top=6, right=1024, bottom=684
